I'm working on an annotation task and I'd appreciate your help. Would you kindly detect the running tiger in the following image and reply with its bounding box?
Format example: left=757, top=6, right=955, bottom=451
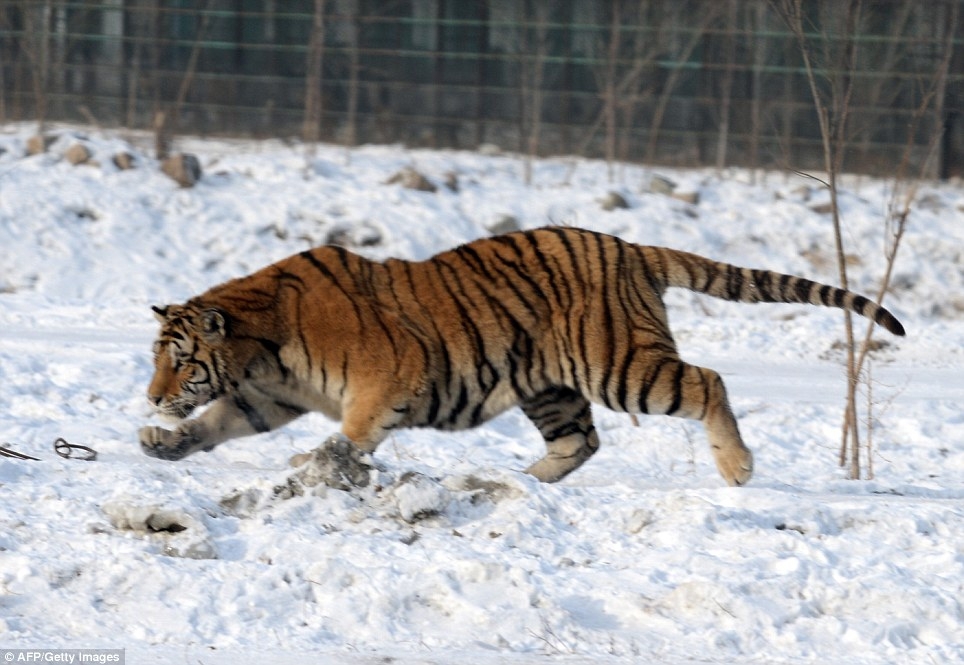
left=140, top=227, right=904, bottom=486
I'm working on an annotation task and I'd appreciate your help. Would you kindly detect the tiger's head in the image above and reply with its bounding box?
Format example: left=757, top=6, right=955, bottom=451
left=146, top=303, right=231, bottom=420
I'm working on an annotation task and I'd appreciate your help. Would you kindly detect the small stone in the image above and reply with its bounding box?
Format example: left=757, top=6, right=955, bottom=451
left=26, top=134, right=54, bottom=156
left=648, top=174, right=677, bottom=195
left=443, top=171, right=459, bottom=191
left=325, top=224, right=383, bottom=248
left=161, top=153, right=202, bottom=188
left=64, top=143, right=92, bottom=166
left=671, top=191, right=700, bottom=205
left=385, top=167, right=436, bottom=192
left=112, top=152, right=136, bottom=170
left=600, top=191, right=630, bottom=211
left=487, top=214, right=520, bottom=235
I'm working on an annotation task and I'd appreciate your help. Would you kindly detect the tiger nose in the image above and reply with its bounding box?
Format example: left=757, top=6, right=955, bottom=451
left=148, top=393, right=163, bottom=406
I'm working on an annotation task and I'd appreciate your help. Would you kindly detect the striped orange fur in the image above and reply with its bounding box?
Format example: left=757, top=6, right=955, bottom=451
left=140, top=227, right=903, bottom=485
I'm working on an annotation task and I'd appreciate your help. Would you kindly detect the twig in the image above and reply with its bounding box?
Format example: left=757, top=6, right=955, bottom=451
left=866, top=361, right=874, bottom=480
left=0, top=444, right=40, bottom=461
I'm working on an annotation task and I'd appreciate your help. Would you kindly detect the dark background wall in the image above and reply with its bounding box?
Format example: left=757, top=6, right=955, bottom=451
left=2, top=0, right=962, bottom=176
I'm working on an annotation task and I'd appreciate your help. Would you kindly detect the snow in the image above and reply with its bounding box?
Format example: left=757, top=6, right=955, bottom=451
left=1, top=123, right=963, bottom=664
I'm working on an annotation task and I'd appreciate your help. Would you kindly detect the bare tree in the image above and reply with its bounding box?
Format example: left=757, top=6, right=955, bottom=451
left=644, top=5, right=721, bottom=164
left=715, top=0, right=738, bottom=171
left=772, top=0, right=957, bottom=478
left=747, top=1, right=770, bottom=177
left=851, top=0, right=958, bottom=474
left=150, top=2, right=213, bottom=159
left=303, top=0, right=326, bottom=144
left=772, top=0, right=865, bottom=478
left=601, top=1, right=620, bottom=179
left=850, top=1, right=915, bottom=171
left=0, top=5, right=12, bottom=123
left=518, top=0, right=550, bottom=185
left=19, top=0, right=53, bottom=134
left=585, top=1, right=665, bottom=178
left=342, top=0, right=361, bottom=148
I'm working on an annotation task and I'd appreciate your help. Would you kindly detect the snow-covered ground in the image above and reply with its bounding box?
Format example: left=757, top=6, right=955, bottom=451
left=1, top=124, right=962, bottom=664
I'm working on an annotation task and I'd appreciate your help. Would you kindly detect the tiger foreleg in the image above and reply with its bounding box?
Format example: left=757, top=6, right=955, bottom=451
left=139, top=420, right=211, bottom=460
left=521, top=387, right=600, bottom=483
left=140, top=392, right=305, bottom=461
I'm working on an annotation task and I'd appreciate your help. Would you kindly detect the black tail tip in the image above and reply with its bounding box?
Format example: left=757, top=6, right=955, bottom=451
left=877, top=309, right=906, bottom=336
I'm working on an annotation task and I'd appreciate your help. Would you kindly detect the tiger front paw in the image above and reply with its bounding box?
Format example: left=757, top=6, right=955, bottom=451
left=715, top=445, right=754, bottom=487
left=139, top=425, right=193, bottom=461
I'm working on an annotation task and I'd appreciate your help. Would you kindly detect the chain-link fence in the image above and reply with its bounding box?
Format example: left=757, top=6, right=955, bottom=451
left=2, top=0, right=962, bottom=176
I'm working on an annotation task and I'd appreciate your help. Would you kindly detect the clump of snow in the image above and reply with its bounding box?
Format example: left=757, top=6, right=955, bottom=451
left=282, top=434, right=374, bottom=495
left=101, top=498, right=218, bottom=560
left=387, top=472, right=451, bottom=523
left=1, top=123, right=963, bottom=664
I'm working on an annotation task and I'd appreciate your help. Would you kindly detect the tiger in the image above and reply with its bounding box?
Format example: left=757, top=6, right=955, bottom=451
left=140, top=226, right=904, bottom=486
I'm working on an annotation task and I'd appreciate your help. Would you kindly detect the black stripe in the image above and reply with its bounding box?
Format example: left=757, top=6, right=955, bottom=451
left=752, top=269, right=777, bottom=302
left=615, top=345, right=636, bottom=412
left=628, top=250, right=671, bottom=334
left=426, top=384, right=441, bottom=424
left=456, top=244, right=495, bottom=278
left=695, top=367, right=710, bottom=421
left=596, top=234, right=617, bottom=409
left=499, top=233, right=565, bottom=309
left=638, top=248, right=663, bottom=294
left=489, top=255, right=544, bottom=318
left=430, top=260, right=499, bottom=424
left=665, top=362, right=685, bottom=415
left=726, top=266, right=742, bottom=300
left=778, top=273, right=793, bottom=301
left=531, top=232, right=575, bottom=309
left=274, top=267, right=306, bottom=287
left=274, top=399, right=308, bottom=417
left=436, top=257, right=513, bottom=385
left=235, top=336, right=289, bottom=381
left=446, top=252, right=537, bottom=332
left=638, top=357, right=674, bottom=414
left=234, top=395, right=270, bottom=433
left=400, top=261, right=453, bottom=398
left=447, top=382, right=470, bottom=426
left=299, top=250, right=365, bottom=323
left=288, top=293, right=313, bottom=376
left=545, top=422, right=586, bottom=441
left=544, top=227, right=582, bottom=277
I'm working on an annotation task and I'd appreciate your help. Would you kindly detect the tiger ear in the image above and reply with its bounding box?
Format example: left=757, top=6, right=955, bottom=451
left=199, top=308, right=227, bottom=342
left=151, top=305, right=170, bottom=322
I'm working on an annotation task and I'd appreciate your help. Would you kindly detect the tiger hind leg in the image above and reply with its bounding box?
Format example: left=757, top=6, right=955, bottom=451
left=633, top=359, right=753, bottom=486
left=521, top=387, right=600, bottom=483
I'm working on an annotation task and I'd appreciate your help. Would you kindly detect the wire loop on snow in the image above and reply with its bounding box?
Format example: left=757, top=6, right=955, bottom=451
left=0, top=444, right=40, bottom=461
left=54, top=437, right=97, bottom=461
